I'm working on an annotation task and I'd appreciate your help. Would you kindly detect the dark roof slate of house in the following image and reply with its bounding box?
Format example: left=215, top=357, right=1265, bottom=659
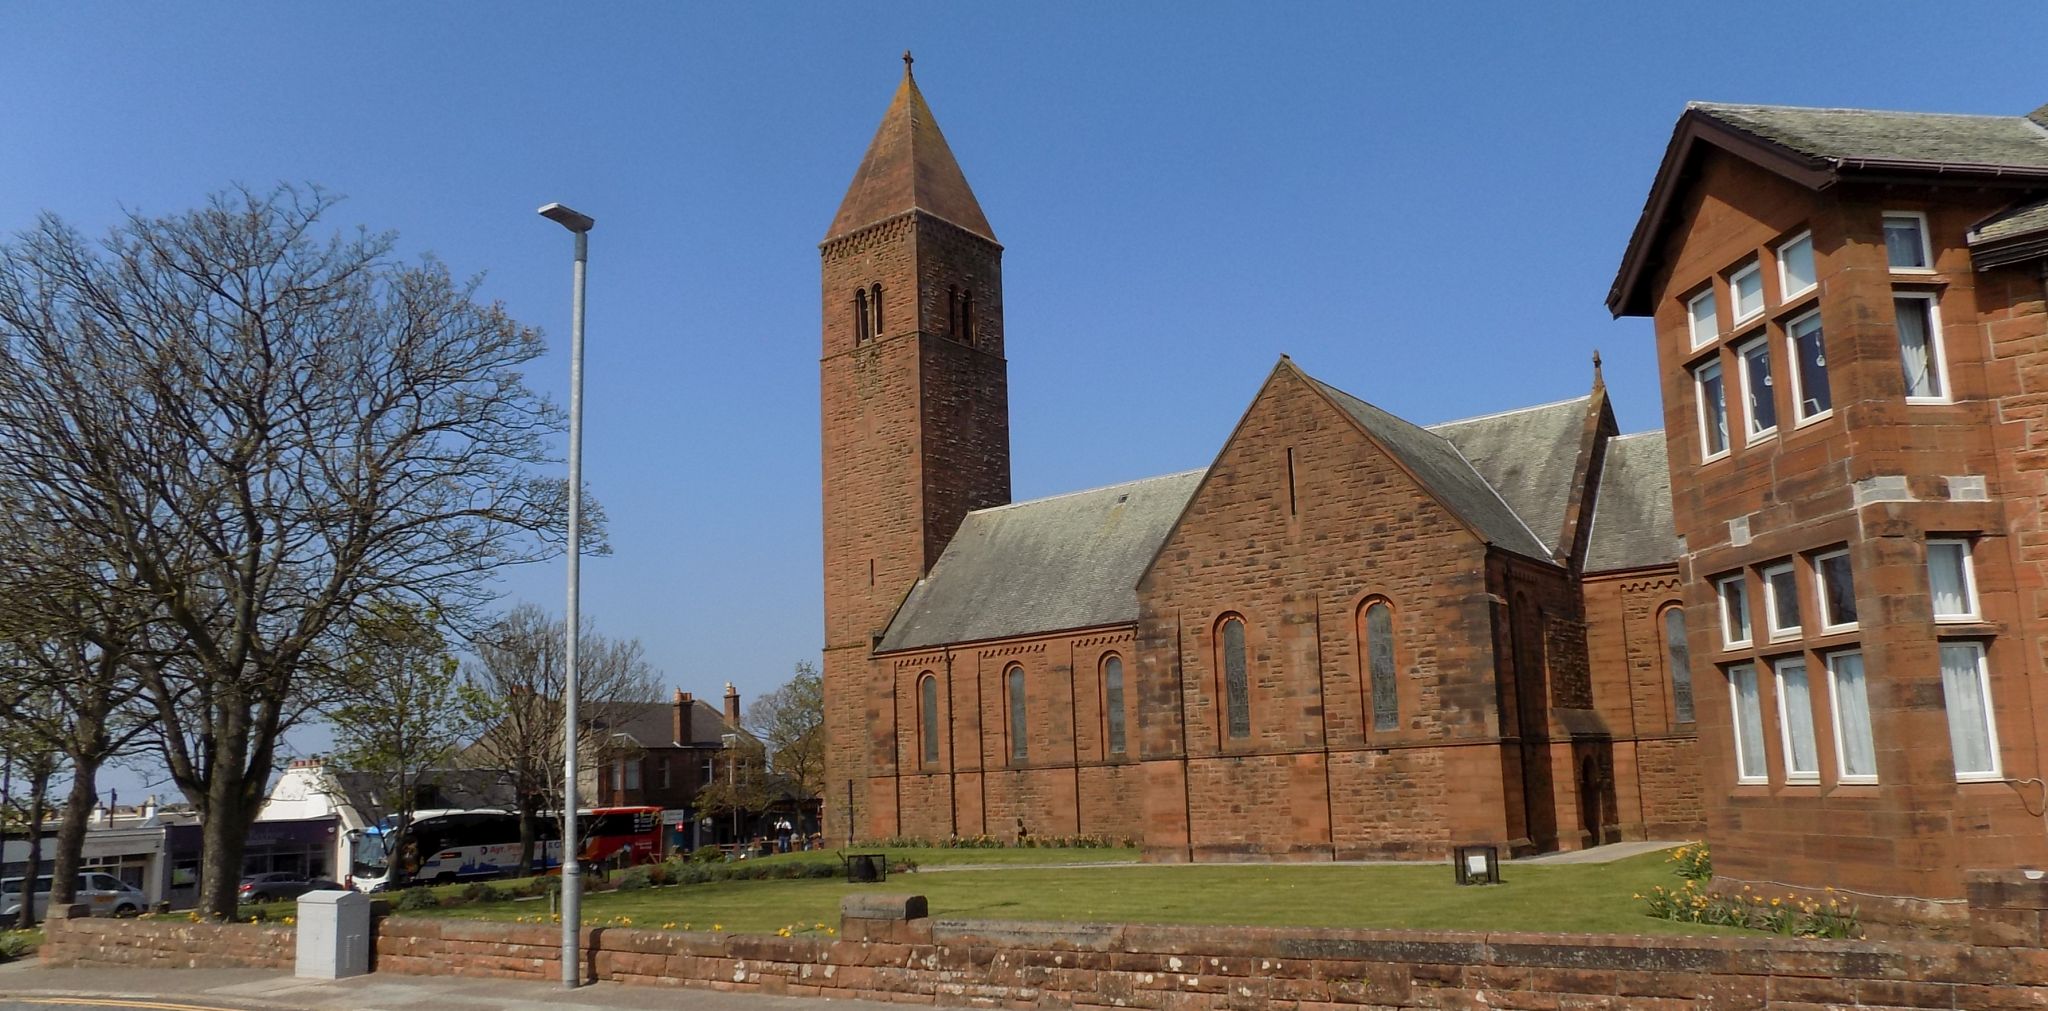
left=598, top=699, right=736, bottom=749
left=326, top=768, right=521, bottom=818
left=877, top=469, right=1205, bottom=653
left=1973, top=198, right=2048, bottom=245
left=1427, top=396, right=1592, bottom=554
left=1582, top=432, right=1678, bottom=574
left=1308, top=377, right=1554, bottom=560
left=1692, top=102, right=2048, bottom=170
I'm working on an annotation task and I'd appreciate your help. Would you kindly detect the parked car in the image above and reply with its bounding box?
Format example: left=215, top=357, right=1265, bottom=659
left=0, top=872, right=147, bottom=918
left=237, top=871, right=345, bottom=903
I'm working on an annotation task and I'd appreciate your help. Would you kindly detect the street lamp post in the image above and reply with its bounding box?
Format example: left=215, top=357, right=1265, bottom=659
left=538, top=200, right=594, bottom=988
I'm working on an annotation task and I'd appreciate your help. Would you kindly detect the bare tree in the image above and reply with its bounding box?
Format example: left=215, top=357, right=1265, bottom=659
left=747, top=661, right=824, bottom=807
left=459, top=603, right=660, bottom=875
left=0, top=186, right=586, bottom=917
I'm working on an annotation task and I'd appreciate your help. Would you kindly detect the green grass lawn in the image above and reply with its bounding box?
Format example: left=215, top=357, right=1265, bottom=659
left=406, top=848, right=1729, bottom=937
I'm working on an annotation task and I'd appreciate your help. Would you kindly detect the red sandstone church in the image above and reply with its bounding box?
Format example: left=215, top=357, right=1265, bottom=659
left=819, top=57, right=2048, bottom=922
left=819, top=61, right=1701, bottom=862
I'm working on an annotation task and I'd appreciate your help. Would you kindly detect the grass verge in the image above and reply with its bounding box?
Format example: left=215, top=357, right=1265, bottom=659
left=407, top=848, right=1736, bottom=937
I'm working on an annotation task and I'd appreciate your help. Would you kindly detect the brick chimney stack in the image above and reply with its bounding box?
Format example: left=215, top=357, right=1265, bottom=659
left=673, top=689, right=690, bottom=745
left=723, top=682, right=740, bottom=727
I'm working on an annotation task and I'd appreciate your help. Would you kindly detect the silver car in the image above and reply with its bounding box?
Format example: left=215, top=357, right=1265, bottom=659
left=0, top=871, right=147, bottom=918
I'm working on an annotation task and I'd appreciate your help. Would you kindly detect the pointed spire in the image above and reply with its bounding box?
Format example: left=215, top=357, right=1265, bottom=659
left=826, top=56, right=996, bottom=242
left=1591, top=349, right=1605, bottom=390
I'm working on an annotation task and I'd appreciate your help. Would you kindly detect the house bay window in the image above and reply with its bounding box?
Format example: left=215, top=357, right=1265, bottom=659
left=1940, top=643, right=2000, bottom=780
left=1737, top=335, right=1776, bottom=441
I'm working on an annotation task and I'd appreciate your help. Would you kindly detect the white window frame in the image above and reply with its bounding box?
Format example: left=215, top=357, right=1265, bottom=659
left=1894, top=291, right=1950, bottom=405
left=1813, top=548, right=1858, bottom=634
left=1777, top=230, right=1817, bottom=301
left=1883, top=211, right=1934, bottom=273
left=1717, top=574, right=1752, bottom=650
left=1928, top=538, right=1980, bottom=623
left=1735, top=333, right=1777, bottom=444
left=1730, top=261, right=1765, bottom=324
left=1774, top=656, right=1820, bottom=784
left=1695, top=358, right=1729, bottom=462
left=1761, top=561, right=1800, bottom=642
left=1728, top=664, right=1768, bottom=785
left=1688, top=288, right=1719, bottom=350
left=1941, top=642, right=2002, bottom=782
left=1786, top=309, right=1832, bottom=425
left=1826, top=650, right=1878, bottom=785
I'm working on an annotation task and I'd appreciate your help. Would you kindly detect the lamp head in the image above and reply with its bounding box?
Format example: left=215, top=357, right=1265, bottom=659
left=538, top=202, right=595, bottom=233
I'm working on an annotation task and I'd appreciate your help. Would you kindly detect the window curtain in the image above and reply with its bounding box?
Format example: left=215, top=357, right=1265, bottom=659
left=1895, top=298, right=1939, bottom=398
left=1831, top=654, right=1876, bottom=778
left=1929, top=544, right=1969, bottom=616
left=1778, top=662, right=1818, bottom=776
left=1733, top=668, right=1766, bottom=779
left=1940, top=645, right=1995, bottom=776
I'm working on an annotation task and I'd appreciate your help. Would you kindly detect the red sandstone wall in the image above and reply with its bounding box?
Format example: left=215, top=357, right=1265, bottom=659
left=1582, top=569, right=1705, bottom=841
left=39, top=912, right=293, bottom=970
left=1135, top=364, right=1520, bottom=861
left=868, top=628, right=1146, bottom=843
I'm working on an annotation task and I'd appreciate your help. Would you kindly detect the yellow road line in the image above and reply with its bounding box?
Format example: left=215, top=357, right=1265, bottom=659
left=19, top=998, right=256, bottom=1011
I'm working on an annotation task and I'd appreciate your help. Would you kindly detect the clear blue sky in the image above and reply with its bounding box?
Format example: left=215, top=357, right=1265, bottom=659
left=5, top=4, right=2043, bottom=800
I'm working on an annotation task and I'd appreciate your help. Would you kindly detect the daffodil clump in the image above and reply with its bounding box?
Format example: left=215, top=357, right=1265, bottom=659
left=1636, top=869, right=1860, bottom=938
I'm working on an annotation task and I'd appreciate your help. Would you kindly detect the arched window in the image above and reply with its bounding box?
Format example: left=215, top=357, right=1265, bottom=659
left=870, top=283, right=884, bottom=336
left=919, top=673, right=940, bottom=767
left=854, top=288, right=870, bottom=344
left=1102, top=654, right=1127, bottom=755
left=1662, top=606, right=1695, bottom=724
left=1220, top=616, right=1250, bottom=739
left=1363, top=599, right=1398, bottom=732
left=1007, top=664, right=1027, bottom=762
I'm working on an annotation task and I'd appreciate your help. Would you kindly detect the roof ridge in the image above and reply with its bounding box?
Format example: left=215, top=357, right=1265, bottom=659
left=1692, top=100, right=2027, bottom=123
left=1427, top=393, right=1592, bottom=430
left=972, top=468, right=1207, bottom=515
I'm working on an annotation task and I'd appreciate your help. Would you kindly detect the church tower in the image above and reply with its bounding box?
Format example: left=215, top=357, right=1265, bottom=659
left=820, top=55, right=1010, bottom=840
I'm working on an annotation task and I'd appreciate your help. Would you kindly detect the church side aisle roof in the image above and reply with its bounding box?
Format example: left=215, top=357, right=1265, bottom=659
left=1582, top=431, right=1679, bottom=574
left=1306, top=376, right=1555, bottom=560
left=876, top=470, right=1205, bottom=653
left=1426, top=395, right=1594, bottom=555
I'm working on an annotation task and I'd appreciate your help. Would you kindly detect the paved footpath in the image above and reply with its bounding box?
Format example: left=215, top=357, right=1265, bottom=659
left=0, top=963, right=897, bottom=1011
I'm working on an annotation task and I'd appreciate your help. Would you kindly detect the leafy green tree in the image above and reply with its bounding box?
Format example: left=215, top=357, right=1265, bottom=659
left=747, top=661, right=824, bottom=807
left=327, top=601, right=474, bottom=881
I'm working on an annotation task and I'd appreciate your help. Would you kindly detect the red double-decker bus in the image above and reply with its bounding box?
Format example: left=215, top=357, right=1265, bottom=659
left=577, top=806, right=662, bottom=868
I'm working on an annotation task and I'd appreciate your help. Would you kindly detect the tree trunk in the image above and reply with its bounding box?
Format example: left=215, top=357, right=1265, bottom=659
left=197, top=779, right=256, bottom=919
left=47, top=763, right=100, bottom=907
left=15, top=769, right=49, bottom=929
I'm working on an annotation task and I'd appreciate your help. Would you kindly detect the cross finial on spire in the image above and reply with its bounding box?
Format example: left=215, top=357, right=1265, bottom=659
left=1591, top=349, right=1605, bottom=387
left=902, top=50, right=914, bottom=76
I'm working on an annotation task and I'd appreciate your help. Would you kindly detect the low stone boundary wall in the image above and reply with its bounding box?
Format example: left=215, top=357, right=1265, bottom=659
left=44, top=872, right=2048, bottom=1007
left=40, top=907, right=293, bottom=970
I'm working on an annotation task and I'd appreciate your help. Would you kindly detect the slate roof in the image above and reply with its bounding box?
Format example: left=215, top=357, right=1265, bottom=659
left=596, top=698, right=736, bottom=749
left=1973, top=199, right=2048, bottom=244
left=1308, top=377, right=1554, bottom=560
left=326, top=769, right=522, bottom=818
left=1427, top=396, right=1592, bottom=554
left=1691, top=102, right=2048, bottom=170
left=827, top=66, right=995, bottom=241
left=1582, top=432, right=1679, bottom=574
left=877, top=470, right=1205, bottom=653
